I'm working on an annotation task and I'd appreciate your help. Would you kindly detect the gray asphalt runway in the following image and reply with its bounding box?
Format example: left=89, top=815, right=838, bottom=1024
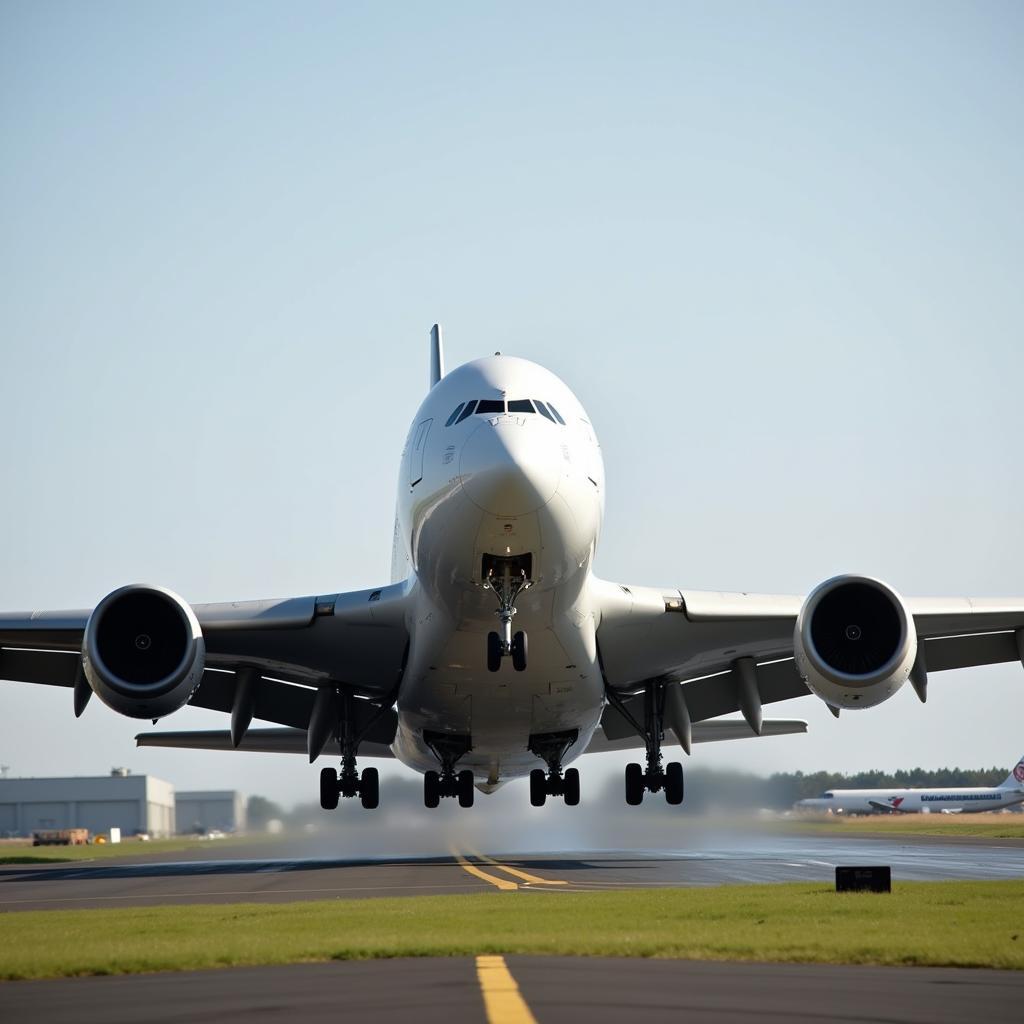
left=1, top=833, right=1022, bottom=910
left=1, top=956, right=1021, bottom=1023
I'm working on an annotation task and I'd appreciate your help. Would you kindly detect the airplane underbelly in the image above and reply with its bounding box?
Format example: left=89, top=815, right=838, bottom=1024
left=393, top=597, right=604, bottom=783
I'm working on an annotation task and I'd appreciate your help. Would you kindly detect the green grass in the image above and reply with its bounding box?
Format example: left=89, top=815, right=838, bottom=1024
left=786, top=814, right=1024, bottom=839
left=0, top=881, right=1022, bottom=980
left=0, top=837, right=246, bottom=865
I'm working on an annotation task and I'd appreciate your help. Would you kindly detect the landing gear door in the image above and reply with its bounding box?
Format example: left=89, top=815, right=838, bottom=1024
left=409, top=418, right=432, bottom=487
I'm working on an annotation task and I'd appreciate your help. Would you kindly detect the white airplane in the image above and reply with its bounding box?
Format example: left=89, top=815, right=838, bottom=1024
left=3, top=326, right=1024, bottom=811
left=795, top=756, right=1024, bottom=815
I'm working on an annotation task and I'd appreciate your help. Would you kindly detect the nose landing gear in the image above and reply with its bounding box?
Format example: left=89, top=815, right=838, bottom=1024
left=484, top=563, right=533, bottom=672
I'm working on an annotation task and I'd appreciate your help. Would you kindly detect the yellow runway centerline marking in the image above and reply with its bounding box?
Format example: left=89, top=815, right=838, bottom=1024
left=476, top=955, right=539, bottom=1024
left=469, top=850, right=568, bottom=886
left=452, top=851, right=519, bottom=891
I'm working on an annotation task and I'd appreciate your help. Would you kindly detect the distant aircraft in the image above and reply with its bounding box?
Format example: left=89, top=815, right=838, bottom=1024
left=3, top=326, right=1024, bottom=811
left=795, top=756, right=1024, bottom=815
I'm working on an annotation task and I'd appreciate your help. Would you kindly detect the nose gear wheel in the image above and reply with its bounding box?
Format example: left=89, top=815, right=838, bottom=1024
left=483, top=564, right=534, bottom=672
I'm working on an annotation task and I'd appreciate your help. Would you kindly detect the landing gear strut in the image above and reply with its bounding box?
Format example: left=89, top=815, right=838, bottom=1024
left=423, top=730, right=475, bottom=808
left=607, top=683, right=685, bottom=806
left=527, top=730, right=580, bottom=807
left=318, top=689, right=387, bottom=810
left=484, top=564, right=533, bottom=672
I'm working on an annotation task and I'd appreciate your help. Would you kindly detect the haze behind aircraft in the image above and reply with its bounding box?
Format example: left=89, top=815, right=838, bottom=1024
left=3, top=326, right=1024, bottom=812
left=795, top=756, right=1024, bottom=815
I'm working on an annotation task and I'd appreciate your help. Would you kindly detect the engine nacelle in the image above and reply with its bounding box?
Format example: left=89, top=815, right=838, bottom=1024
left=83, top=584, right=204, bottom=719
left=794, top=575, right=916, bottom=711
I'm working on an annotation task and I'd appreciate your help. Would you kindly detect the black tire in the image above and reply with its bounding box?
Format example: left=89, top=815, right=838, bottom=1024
left=563, top=767, right=580, bottom=806
left=360, top=766, right=380, bottom=809
left=457, top=769, right=475, bottom=808
left=625, top=762, right=645, bottom=806
left=424, top=769, right=440, bottom=809
left=487, top=631, right=503, bottom=672
left=319, top=767, right=339, bottom=810
left=529, top=768, right=547, bottom=807
left=664, top=761, right=684, bottom=805
left=511, top=631, right=528, bottom=672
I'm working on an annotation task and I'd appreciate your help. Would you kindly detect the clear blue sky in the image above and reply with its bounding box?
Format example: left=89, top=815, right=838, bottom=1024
left=2, top=2, right=1022, bottom=805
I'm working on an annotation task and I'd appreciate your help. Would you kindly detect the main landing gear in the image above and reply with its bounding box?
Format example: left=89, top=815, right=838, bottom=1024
left=320, top=757, right=378, bottom=810
left=318, top=688, right=391, bottom=811
left=423, top=730, right=475, bottom=808
left=607, top=683, right=685, bottom=806
left=484, top=563, right=533, bottom=672
left=528, top=730, right=581, bottom=807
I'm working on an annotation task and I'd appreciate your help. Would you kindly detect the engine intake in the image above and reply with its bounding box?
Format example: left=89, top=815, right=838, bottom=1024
left=83, top=585, right=204, bottom=719
left=794, top=575, right=916, bottom=711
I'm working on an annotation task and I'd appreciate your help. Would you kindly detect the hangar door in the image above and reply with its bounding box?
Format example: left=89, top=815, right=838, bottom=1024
left=21, top=802, right=69, bottom=830
left=0, top=804, right=17, bottom=833
left=77, top=800, right=141, bottom=835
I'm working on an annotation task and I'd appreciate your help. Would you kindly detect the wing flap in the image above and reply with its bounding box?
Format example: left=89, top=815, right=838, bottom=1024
left=136, top=727, right=395, bottom=758
left=586, top=716, right=807, bottom=754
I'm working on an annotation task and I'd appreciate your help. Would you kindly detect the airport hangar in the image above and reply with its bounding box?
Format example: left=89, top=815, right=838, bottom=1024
left=0, top=771, right=247, bottom=837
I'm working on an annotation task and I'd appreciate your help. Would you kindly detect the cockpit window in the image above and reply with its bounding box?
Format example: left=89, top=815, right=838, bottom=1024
left=534, top=400, right=555, bottom=422
left=475, top=399, right=505, bottom=415
left=507, top=399, right=534, bottom=413
left=546, top=403, right=566, bottom=425
left=822, top=792, right=834, bottom=799
left=455, top=400, right=477, bottom=423
left=445, top=403, right=466, bottom=427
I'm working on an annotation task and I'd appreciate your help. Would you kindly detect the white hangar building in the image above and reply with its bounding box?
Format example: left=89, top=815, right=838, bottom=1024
left=0, top=771, right=175, bottom=838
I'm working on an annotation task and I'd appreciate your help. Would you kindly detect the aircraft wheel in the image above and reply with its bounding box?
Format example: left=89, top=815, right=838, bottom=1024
left=624, top=762, right=645, bottom=806
left=529, top=768, right=547, bottom=807
left=563, top=767, right=580, bottom=806
left=511, top=631, right=528, bottom=672
left=457, top=769, right=475, bottom=808
left=487, top=631, right=503, bottom=672
left=664, top=762, right=684, bottom=806
left=320, top=767, right=339, bottom=810
left=424, top=769, right=441, bottom=809
left=360, top=766, right=380, bottom=809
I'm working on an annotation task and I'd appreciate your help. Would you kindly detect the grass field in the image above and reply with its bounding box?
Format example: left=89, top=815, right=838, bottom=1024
left=0, top=880, right=1021, bottom=980
left=786, top=813, right=1024, bottom=839
left=0, top=837, right=246, bottom=864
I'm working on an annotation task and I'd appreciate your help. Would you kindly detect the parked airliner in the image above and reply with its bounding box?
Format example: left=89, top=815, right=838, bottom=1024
left=795, top=755, right=1024, bottom=814
left=3, top=326, right=1024, bottom=811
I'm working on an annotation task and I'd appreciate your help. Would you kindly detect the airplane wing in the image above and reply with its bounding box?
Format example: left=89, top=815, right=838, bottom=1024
left=594, top=577, right=1024, bottom=727
left=136, top=727, right=396, bottom=758
left=0, top=582, right=411, bottom=744
left=584, top=716, right=807, bottom=754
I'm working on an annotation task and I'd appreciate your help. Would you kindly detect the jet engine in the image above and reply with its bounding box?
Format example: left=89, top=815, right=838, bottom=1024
left=83, top=584, right=205, bottom=719
left=793, top=575, right=916, bottom=710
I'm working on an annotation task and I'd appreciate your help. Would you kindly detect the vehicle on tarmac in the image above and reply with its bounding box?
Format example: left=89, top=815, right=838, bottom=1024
left=3, top=327, right=1024, bottom=811
left=796, top=755, right=1024, bottom=815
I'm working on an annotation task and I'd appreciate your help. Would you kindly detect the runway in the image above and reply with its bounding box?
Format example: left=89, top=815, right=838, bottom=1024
left=1, top=956, right=1021, bottom=1023
left=2, top=833, right=1022, bottom=911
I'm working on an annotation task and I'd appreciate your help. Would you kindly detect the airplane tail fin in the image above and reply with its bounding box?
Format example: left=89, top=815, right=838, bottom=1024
left=1001, top=755, right=1024, bottom=789
left=430, top=324, right=445, bottom=389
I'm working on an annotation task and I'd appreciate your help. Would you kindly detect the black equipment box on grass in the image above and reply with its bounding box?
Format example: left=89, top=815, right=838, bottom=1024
left=835, top=866, right=891, bottom=892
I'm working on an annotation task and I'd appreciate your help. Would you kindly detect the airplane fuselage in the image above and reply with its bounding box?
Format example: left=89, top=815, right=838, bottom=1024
left=796, top=787, right=1024, bottom=815
left=388, top=356, right=607, bottom=785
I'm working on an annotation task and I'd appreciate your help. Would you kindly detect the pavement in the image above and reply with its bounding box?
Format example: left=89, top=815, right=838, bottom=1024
left=2, top=833, right=1023, bottom=910
left=2, top=833, right=1022, bottom=1021
left=1, top=956, right=1022, bottom=1023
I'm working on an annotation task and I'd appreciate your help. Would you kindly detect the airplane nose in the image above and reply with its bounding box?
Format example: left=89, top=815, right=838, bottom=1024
left=459, top=421, right=561, bottom=516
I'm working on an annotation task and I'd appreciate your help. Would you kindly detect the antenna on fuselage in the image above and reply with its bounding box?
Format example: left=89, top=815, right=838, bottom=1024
left=430, top=324, right=445, bottom=389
